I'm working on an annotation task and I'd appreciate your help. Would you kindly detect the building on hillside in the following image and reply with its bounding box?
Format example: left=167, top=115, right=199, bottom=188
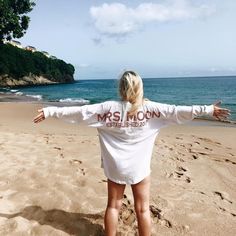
left=8, top=40, right=23, bottom=49
left=3, top=40, right=55, bottom=60
left=25, top=46, right=37, bottom=52
left=41, top=51, right=50, bottom=58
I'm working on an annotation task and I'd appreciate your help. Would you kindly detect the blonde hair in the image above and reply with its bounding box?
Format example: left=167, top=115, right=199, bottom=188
left=119, top=70, right=144, bottom=115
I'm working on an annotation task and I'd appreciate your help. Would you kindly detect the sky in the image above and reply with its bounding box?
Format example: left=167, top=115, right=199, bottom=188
left=19, top=0, right=236, bottom=80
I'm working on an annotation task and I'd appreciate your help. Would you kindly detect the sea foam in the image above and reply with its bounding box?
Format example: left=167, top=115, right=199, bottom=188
left=59, top=98, right=90, bottom=105
left=26, top=94, right=43, bottom=100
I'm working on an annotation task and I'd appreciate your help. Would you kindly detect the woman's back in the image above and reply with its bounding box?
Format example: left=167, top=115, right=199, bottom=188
left=97, top=100, right=163, bottom=185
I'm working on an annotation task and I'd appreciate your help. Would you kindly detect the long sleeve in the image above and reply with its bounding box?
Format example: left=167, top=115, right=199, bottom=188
left=156, top=103, right=214, bottom=125
left=42, top=101, right=111, bottom=127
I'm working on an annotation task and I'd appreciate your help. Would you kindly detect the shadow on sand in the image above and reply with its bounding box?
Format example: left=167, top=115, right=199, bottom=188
left=0, top=205, right=105, bottom=235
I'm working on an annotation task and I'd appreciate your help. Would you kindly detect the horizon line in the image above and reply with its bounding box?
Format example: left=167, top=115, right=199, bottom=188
left=75, top=74, right=236, bottom=81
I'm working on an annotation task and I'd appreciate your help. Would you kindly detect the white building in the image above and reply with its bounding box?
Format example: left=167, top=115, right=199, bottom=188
left=25, top=46, right=37, bottom=52
left=8, top=40, right=23, bottom=49
left=41, top=51, right=50, bottom=58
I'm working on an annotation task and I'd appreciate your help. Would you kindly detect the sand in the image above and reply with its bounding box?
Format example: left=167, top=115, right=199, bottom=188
left=0, top=102, right=235, bottom=236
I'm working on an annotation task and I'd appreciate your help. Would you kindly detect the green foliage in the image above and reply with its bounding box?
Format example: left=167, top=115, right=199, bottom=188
left=0, top=44, right=75, bottom=80
left=0, top=0, right=35, bottom=41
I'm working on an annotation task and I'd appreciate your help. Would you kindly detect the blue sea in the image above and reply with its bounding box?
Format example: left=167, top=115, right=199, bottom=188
left=1, top=76, right=236, bottom=121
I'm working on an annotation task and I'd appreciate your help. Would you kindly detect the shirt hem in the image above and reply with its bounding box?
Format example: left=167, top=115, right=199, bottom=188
left=104, top=170, right=152, bottom=185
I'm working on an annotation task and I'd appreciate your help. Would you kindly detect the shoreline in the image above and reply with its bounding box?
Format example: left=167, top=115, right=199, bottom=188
left=1, top=91, right=235, bottom=125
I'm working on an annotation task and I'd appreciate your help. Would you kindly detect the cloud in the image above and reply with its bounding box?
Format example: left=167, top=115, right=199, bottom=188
left=90, top=0, right=215, bottom=38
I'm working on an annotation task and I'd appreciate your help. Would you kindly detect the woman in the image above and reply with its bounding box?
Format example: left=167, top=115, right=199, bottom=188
left=33, top=70, right=230, bottom=236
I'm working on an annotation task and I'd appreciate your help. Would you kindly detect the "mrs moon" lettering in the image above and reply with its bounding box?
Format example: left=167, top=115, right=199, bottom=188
left=97, top=110, right=160, bottom=122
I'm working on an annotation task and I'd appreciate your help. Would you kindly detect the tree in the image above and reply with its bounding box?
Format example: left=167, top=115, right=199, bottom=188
left=0, top=0, right=35, bottom=42
left=0, top=44, right=75, bottom=81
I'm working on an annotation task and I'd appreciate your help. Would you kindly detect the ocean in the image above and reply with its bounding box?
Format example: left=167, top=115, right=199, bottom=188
left=1, top=76, right=236, bottom=121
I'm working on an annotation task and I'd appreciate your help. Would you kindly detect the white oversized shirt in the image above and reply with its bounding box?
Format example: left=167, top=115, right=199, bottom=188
left=43, top=101, right=214, bottom=185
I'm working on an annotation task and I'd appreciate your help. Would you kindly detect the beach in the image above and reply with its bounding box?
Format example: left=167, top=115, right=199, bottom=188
left=0, top=101, right=236, bottom=236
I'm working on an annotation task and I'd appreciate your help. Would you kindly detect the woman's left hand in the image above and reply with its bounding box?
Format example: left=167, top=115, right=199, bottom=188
left=213, top=101, right=231, bottom=121
left=33, top=109, right=45, bottom=123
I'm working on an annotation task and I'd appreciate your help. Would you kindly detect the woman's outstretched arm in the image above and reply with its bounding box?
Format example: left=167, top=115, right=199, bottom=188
left=33, top=102, right=111, bottom=126
left=157, top=101, right=231, bottom=125
left=33, top=106, right=88, bottom=124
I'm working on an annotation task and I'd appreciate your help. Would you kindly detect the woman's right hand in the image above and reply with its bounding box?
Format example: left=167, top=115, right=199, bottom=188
left=33, top=109, right=45, bottom=123
left=213, top=101, right=231, bottom=121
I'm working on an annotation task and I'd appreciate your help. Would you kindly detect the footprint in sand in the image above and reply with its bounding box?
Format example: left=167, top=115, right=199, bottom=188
left=150, top=205, right=174, bottom=229
left=53, top=146, right=65, bottom=158
left=174, top=171, right=184, bottom=177
left=185, top=177, right=191, bottom=183
left=175, top=136, right=183, bottom=140
left=224, top=159, right=236, bottom=165
left=119, top=194, right=136, bottom=226
left=189, top=147, right=214, bottom=160
left=218, top=206, right=226, bottom=212
left=168, top=167, right=191, bottom=183
left=176, top=166, right=187, bottom=172
left=213, top=191, right=233, bottom=204
left=69, top=159, right=85, bottom=175
left=198, top=152, right=236, bottom=165
left=120, top=196, right=188, bottom=232
left=215, top=205, right=236, bottom=218
left=70, top=159, right=82, bottom=164
left=176, top=166, right=191, bottom=183
left=150, top=205, right=162, bottom=220
left=192, top=154, right=199, bottom=160
left=150, top=204, right=190, bottom=233
left=168, top=172, right=190, bottom=183
left=190, top=149, right=209, bottom=156
left=78, top=168, right=86, bottom=176
left=198, top=137, right=222, bottom=146
left=199, top=191, right=206, bottom=195
left=174, top=156, right=185, bottom=162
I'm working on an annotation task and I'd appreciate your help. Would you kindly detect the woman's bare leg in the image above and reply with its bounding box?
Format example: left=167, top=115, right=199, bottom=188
left=131, top=175, right=151, bottom=236
left=104, top=179, right=126, bottom=236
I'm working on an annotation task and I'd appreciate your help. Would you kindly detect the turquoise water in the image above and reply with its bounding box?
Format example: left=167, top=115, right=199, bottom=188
left=1, top=76, right=236, bottom=120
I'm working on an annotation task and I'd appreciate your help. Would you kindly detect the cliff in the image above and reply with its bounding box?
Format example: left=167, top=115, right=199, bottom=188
left=0, top=43, right=75, bottom=88
left=0, top=74, right=74, bottom=87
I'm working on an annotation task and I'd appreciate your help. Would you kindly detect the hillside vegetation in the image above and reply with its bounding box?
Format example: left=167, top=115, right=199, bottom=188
left=0, top=43, right=75, bottom=86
